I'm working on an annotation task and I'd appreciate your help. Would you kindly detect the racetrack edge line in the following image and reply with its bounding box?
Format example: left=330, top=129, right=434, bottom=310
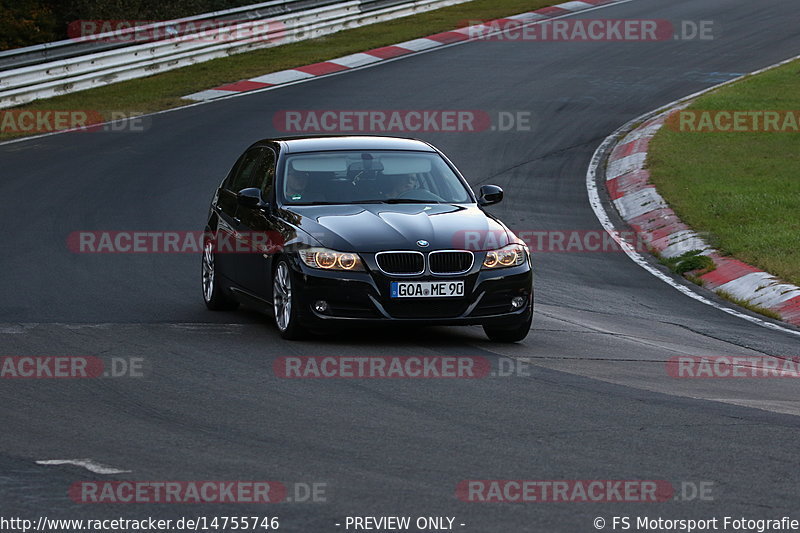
left=586, top=53, right=800, bottom=339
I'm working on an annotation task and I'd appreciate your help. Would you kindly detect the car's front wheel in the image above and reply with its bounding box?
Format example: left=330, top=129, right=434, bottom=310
left=272, top=259, right=307, bottom=340
left=482, top=307, right=532, bottom=343
left=202, top=238, right=239, bottom=311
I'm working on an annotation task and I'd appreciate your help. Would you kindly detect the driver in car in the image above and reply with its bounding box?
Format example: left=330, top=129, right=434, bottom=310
left=286, top=167, right=310, bottom=201
left=385, top=174, right=418, bottom=198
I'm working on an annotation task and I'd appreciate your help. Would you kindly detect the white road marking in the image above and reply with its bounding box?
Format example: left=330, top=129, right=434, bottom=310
left=250, top=69, right=313, bottom=84
left=717, top=273, right=800, bottom=309
left=328, top=52, right=383, bottom=68
left=612, top=186, right=667, bottom=219
left=183, top=89, right=233, bottom=101
left=36, top=459, right=131, bottom=474
left=506, top=13, right=548, bottom=22
left=557, top=1, right=596, bottom=11
left=606, top=152, right=647, bottom=180
left=616, top=121, right=669, bottom=146
left=394, top=38, right=442, bottom=51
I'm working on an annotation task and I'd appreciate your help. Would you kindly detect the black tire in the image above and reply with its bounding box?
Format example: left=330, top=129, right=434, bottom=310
left=483, top=307, right=533, bottom=343
left=272, top=259, right=307, bottom=340
left=202, top=238, right=239, bottom=311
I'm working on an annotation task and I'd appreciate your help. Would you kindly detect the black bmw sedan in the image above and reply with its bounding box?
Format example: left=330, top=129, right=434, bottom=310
left=202, top=136, right=533, bottom=341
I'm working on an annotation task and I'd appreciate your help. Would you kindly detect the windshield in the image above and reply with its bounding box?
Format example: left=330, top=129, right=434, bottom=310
left=280, top=150, right=473, bottom=205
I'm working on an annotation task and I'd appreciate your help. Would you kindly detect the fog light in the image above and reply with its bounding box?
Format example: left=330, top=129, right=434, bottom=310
left=314, top=300, right=329, bottom=313
left=511, top=296, right=525, bottom=309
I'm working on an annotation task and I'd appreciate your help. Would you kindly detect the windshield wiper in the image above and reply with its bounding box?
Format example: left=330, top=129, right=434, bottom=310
left=381, top=198, right=440, bottom=204
left=349, top=199, right=441, bottom=204
left=291, top=199, right=442, bottom=205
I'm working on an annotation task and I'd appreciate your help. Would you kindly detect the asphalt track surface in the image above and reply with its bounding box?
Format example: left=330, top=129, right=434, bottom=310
left=1, top=0, right=800, bottom=531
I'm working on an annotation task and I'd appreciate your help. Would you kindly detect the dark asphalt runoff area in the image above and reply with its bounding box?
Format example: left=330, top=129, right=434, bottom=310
left=1, top=0, right=799, bottom=531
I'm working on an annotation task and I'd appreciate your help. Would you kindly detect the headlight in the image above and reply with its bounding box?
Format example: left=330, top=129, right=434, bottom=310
left=298, top=247, right=364, bottom=271
left=482, top=244, right=527, bottom=269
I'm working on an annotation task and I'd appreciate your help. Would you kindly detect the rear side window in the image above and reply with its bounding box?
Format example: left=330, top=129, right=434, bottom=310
left=227, top=148, right=263, bottom=192
left=255, top=148, right=276, bottom=201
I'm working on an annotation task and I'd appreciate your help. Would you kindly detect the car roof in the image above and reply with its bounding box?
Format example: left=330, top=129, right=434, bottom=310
left=264, top=135, right=437, bottom=154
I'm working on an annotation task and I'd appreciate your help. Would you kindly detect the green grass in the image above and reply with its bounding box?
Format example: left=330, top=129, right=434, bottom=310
left=1, top=0, right=554, bottom=140
left=648, top=58, right=800, bottom=287
left=656, top=249, right=714, bottom=286
left=658, top=249, right=716, bottom=276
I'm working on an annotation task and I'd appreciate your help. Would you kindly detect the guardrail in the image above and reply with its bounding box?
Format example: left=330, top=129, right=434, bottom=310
left=0, top=0, right=342, bottom=70
left=0, top=0, right=470, bottom=109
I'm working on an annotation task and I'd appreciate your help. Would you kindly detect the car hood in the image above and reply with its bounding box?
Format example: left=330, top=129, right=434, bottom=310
left=282, top=203, right=512, bottom=253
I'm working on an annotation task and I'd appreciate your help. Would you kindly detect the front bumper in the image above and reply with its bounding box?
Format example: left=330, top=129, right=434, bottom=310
left=287, top=253, right=533, bottom=326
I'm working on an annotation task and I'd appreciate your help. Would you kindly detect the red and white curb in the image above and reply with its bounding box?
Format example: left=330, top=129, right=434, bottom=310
left=605, top=106, right=800, bottom=327
left=183, top=0, right=619, bottom=102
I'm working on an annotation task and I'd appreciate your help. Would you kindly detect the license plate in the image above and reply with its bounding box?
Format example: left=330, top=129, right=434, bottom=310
left=390, top=280, right=464, bottom=298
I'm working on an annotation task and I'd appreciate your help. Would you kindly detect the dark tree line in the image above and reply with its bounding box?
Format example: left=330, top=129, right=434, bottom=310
left=0, top=0, right=263, bottom=50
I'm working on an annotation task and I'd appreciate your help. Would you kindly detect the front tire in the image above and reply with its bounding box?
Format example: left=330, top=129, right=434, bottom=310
left=483, top=307, right=532, bottom=343
left=272, top=259, right=306, bottom=340
left=202, top=238, right=239, bottom=311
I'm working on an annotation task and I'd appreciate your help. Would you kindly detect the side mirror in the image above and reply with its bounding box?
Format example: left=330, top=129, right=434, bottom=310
left=478, top=185, right=503, bottom=206
left=237, top=187, right=264, bottom=208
